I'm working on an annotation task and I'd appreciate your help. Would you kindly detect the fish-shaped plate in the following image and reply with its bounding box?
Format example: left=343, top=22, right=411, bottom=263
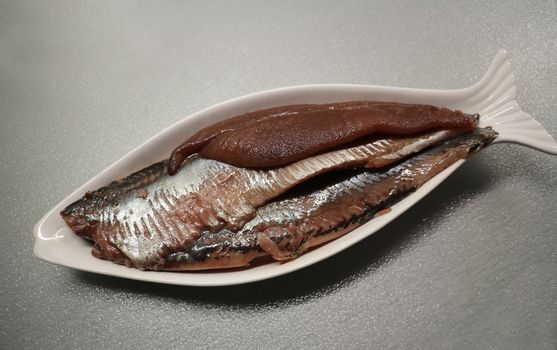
left=33, top=50, right=557, bottom=286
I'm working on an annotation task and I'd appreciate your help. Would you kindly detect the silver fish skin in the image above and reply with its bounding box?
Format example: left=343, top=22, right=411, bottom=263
left=164, top=128, right=497, bottom=270
left=61, top=130, right=465, bottom=269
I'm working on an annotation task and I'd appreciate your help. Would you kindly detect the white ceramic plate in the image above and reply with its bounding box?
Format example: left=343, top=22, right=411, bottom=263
left=33, top=50, right=557, bottom=286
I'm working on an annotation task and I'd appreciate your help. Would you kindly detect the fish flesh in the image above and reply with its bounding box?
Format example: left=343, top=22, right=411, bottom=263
left=163, top=128, right=498, bottom=270
left=168, top=101, right=478, bottom=173
left=61, top=129, right=469, bottom=269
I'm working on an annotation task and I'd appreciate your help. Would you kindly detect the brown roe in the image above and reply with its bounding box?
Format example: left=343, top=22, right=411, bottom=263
left=168, top=101, right=478, bottom=174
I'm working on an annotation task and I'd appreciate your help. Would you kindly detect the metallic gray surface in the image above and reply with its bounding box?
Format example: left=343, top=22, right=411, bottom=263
left=1, top=0, right=556, bottom=349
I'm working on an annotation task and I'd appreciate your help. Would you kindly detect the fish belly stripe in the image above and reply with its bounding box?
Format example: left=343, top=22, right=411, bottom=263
left=154, top=201, right=182, bottom=237
left=147, top=198, right=179, bottom=242
left=365, top=143, right=381, bottom=153
left=145, top=213, right=162, bottom=240
left=377, top=139, right=393, bottom=148
left=146, top=200, right=172, bottom=241
left=157, top=191, right=174, bottom=212
left=133, top=221, right=143, bottom=239
left=139, top=217, right=152, bottom=240
left=123, top=221, right=133, bottom=241
left=347, top=147, right=370, bottom=159
left=265, top=171, right=288, bottom=194
left=287, top=162, right=311, bottom=180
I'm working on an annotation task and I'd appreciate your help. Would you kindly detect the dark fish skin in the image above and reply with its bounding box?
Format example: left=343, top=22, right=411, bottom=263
left=61, top=130, right=463, bottom=269
left=163, top=128, right=498, bottom=271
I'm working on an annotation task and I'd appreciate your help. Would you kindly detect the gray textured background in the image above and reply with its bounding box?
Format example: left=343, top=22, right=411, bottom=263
left=1, top=1, right=556, bottom=349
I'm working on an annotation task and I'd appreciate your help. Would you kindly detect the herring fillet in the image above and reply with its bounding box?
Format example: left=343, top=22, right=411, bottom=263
left=163, top=128, right=498, bottom=271
left=61, top=130, right=462, bottom=269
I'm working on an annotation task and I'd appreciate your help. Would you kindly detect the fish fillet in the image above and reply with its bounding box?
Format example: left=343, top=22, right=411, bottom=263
left=163, top=128, right=498, bottom=270
left=61, top=130, right=463, bottom=269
